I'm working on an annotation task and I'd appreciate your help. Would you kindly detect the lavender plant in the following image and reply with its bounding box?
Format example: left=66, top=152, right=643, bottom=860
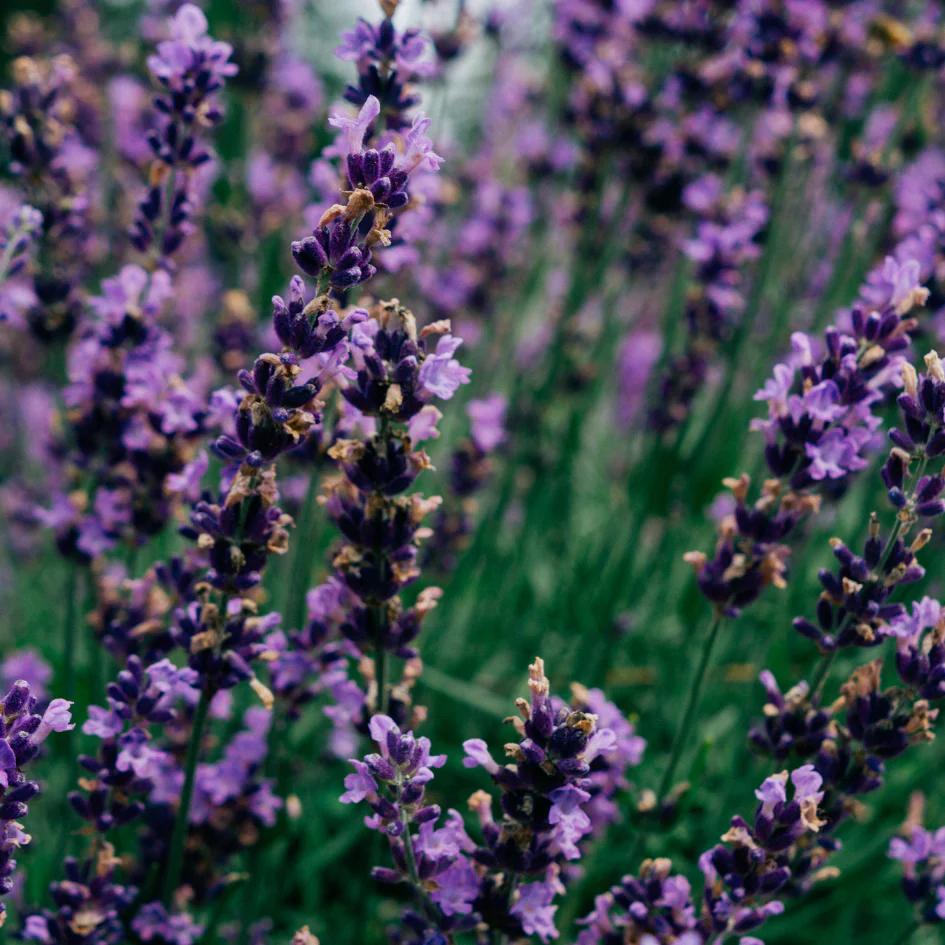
left=3, top=1, right=945, bottom=944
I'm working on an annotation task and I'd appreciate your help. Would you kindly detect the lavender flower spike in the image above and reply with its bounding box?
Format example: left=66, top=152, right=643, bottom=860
left=130, top=4, right=237, bottom=262
left=0, top=680, right=73, bottom=926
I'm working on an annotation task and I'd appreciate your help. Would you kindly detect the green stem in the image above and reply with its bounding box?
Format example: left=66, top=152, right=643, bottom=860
left=62, top=566, right=79, bottom=702
left=656, top=611, right=724, bottom=801
left=401, top=814, right=421, bottom=887
left=810, top=650, right=837, bottom=704
left=163, top=686, right=212, bottom=904
left=628, top=611, right=724, bottom=865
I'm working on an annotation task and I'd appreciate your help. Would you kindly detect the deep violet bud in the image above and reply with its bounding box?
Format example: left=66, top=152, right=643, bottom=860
left=271, top=276, right=367, bottom=360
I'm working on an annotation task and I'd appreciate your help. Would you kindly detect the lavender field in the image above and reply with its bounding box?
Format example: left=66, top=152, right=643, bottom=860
left=1, top=0, right=945, bottom=943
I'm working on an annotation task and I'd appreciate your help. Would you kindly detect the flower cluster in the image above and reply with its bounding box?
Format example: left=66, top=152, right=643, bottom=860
left=23, top=848, right=137, bottom=945
left=688, top=255, right=930, bottom=615
left=341, top=714, right=456, bottom=879
left=265, top=575, right=365, bottom=756
left=576, top=765, right=825, bottom=945
left=336, top=14, right=432, bottom=131
left=292, top=93, right=440, bottom=295
left=460, top=658, right=606, bottom=941
left=148, top=707, right=281, bottom=898
left=791, top=352, right=945, bottom=652
left=45, top=264, right=206, bottom=559
left=343, top=659, right=644, bottom=943
left=72, top=656, right=196, bottom=833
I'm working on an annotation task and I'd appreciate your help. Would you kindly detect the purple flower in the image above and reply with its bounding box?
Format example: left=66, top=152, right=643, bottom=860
left=328, top=96, right=381, bottom=158
left=402, top=114, right=443, bottom=174
left=340, top=759, right=377, bottom=806
left=428, top=857, right=479, bottom=917
left=132, top=4, right=237, bottom=259
left=888, top=803, right=945, bottom=926
left=805, top=427, right=870, bottom=480
left=548, top=785, right=592, bottom=859
left=34, top=699, right=75, bottom=743
left=510, top=876, right=562, bottom=942
left=408, top=405, right=443, bottom=444
left=462, top=738, right=499, bottom=774
left=146, top=5, right=237, bottom=90
left=417, top=335, right=471, bottom=400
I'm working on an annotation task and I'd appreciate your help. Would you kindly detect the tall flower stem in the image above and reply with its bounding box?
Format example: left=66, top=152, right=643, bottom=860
left=61, top=565, right=79, bottom=701
left=629, top=611, right=724, bottom=864
left=162, top=686, right=211, bottom=904
left=656, top=610, right=724, bottom=800
left=810, top=649, right=837, bottom=704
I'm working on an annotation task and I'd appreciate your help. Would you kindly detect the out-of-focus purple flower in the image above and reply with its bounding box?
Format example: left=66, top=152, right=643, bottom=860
left=132, top=901, right=204, bottom=945
left=650, top=185, right=768, bottom=431
left=0, top=650, right=50, bottom=701
left=616, top=329, right=661, bottom=428
left=467, top=395, right=507, bottom=453
left=131, top=4, right=237, bottom=260
left=0, top=58, right=91, bottom=343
